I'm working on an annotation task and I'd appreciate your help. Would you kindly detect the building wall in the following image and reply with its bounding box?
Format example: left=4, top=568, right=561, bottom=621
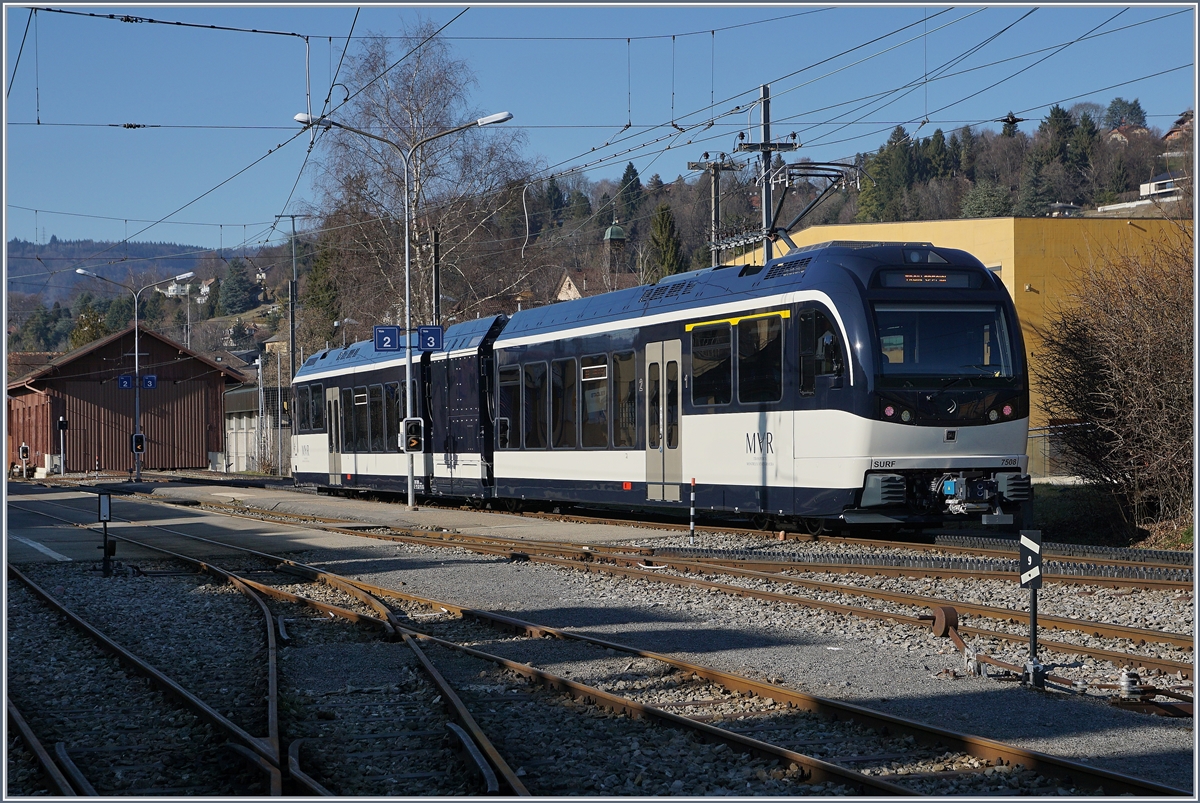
left=733, top=218, right=1187, bottom=475
left=8, top=328, right=237, bottom=474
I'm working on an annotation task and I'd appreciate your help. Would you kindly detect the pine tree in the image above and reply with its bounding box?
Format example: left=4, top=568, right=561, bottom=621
left=960, top=181, right=1013, bottom=218
left=617, top=163, right=644, bottom=224
left=1039, top=105, right=1076, bottom=164
left=1002, top=112, right=1020, bottom=138
left=958, top=126, right=977, bottom=181
left=1104, top=97, right=1147, bottom=130
left=218, top=258, right=254, bottom=317
left=649, top=204, right=686, bottom=280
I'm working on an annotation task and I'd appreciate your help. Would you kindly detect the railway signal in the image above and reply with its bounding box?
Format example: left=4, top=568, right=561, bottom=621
left=403, top=418, right=424, bottom=453
left=1019, top=530, right=1045, bottom=689
left=131, top=433, right=146, bottom=454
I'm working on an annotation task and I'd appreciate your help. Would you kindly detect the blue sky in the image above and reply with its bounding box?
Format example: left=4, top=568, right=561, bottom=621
left=4, top=3, right=1196, bottom=258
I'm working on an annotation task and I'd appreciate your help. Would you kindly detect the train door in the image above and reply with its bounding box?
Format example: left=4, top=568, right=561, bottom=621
left=645, top=340, right=682, bottom=501
left=325, top=386, right=342, bottom=486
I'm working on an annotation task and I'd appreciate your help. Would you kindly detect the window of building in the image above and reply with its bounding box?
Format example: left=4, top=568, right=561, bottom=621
left=691, top=324, right=732, bottom=405
left=497, top=366, right=520, bottom=449
left=523, top=362, right=548, bottom=449
left=551, top=358, right=578, bottom=449
left=738, top=315, right=783, bottom=403
left=612, top=351, right=636, bottom=448
left=581, top=355, right=609, bottom=448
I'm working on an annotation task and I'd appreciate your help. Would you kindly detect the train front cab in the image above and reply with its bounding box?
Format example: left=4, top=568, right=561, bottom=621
left=837, top=246, right=1033, bottom=530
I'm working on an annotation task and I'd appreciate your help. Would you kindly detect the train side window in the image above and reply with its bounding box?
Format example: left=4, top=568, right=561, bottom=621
left=353, top=386, right=369, bottom=452
left=551, top=358, right=578, bottom=449
left=523, top=362, right=549, bottom=449
left=369, top=385, right=386, bottom=452
left=340, top=388, right=354, bottom=451
left=665, top=360, right=679, bottom=448
left=691, top=323, right=732, bottom=405
left=648, top=362, right=661, bottom=450
left=612, top=351, right=636, bottom=448
left=497, top=366, right=521, bottom=449
left=310, top=384, right=324, bottom=430
left=738, top=315, right=783, bottom=403
left=385, top=382, right=401, bottom=451
left=297, top=385, right=311, bottom=431
left=581, top=355, right=609, bottom=448
left=814, top=311, right=843, bottom=376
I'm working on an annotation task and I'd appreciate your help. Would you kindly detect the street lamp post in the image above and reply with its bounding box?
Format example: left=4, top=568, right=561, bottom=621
left=75, top=268, right=195, bottom=482
left=294, top=109, right=512, bottom=509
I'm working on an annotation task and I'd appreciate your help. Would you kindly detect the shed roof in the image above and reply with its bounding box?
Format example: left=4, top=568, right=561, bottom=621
left=7, top=324, right=248, bottom=391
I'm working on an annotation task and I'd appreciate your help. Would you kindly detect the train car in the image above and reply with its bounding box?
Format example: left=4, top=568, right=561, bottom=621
left=293, top=240, right=1032, bottom=531
left=487, top=240, right=1030, bottom=530
left=291, top=336, right=426, bottom=492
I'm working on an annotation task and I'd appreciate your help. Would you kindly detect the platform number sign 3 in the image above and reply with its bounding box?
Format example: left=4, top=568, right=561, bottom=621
left=418, top=326, right=443, bottom=351
left=1018, top=530, right=1043, bottom=589
left=374, top=325, right=401, bottom=352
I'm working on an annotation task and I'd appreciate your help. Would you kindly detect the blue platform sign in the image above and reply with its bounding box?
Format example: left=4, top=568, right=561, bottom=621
left=417, top=326, right=444, bottom=351
left=117, top=374, right=134, bottom=389
left=142, top=375, right=157, bottom=389
left=374, top=325, right=402, bottom=352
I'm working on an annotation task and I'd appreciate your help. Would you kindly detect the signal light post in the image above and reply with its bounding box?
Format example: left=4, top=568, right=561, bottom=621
left=294, top=108, right=511, bottom=509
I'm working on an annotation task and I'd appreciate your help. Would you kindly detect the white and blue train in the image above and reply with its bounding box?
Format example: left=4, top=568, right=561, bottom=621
left=291, top=240, right=1032, bottom=532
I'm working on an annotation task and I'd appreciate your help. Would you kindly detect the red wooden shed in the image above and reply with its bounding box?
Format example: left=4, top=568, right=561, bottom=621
left=7, top=325, right=248, bottom=475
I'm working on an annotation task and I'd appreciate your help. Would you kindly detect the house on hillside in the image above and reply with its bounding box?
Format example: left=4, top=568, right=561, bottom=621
left=1164, top=110, right=1193, bottom=145
left=1106, top=123, right=1151, bottom=144
left=155, top=279, right=192, bottom=298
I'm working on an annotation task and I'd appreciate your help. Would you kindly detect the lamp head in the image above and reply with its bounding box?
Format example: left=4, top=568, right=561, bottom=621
left=295, top=112, right=332, bottom=129
left=174, top=271, right=195, bottom=281
left=476, top=111, right=513, bottom=127
left=76, top=268, right=95, bottom=277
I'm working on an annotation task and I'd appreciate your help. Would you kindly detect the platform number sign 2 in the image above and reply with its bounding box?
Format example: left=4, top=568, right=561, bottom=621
left=1018, top=530, right=1043, bottom=589
left=418, top=326, right=443, bottom=351
left=374, top=325, right=402, bottom=352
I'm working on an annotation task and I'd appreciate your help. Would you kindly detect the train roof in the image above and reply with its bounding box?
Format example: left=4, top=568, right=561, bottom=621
left=494, top=240, right=992, bottom=343
left=294, top=315, right=507, bottom=381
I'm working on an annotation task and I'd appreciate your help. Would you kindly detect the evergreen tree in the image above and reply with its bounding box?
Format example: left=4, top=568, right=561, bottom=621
left=649, top=204, right=686, bottom=280
left=1001, top=112, right=1020, bottom=138
left=617, top=162, right=644, bottom=224
left=923, top=129, right=950, bottom=179
left=565, top=189, right=592, bottom=221
left=1104, top=97, right=1147, bottom=129
left=541, top=176, right=565, bottom=229
left=218, top=258, right=254, bottom=317
left=1039, top=105, right=1076, bottom=164
left=69, top=301, right=109, bottom=349
left=1067, top=112, right=1099, bottom=175
left=856, top=126, right=913, bottom=222
left=958, top=126, right=977, bottom=181
left=302, top=243, right=341, bottom=339
left=960, top=181, right=1013, bottom=218
left=104, top=296, right=134, bottom=332
left=1014, top=152, right=1051, bottom=217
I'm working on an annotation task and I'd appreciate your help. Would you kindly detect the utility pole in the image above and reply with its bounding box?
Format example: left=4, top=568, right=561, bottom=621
left=687, top=154, right=739, bottom=268
left=735, top=85, right=797, bottom=265
left=276, top=215, right=299, bottom=383
left=431, top=229, right=441, bottom=327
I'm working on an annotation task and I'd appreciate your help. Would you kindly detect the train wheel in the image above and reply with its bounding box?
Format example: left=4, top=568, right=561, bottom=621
left=803, top=517, right=829, bottom=535
left=751, top=514, right=775, bottom=531
left=503, top=498, right=522, bottom=512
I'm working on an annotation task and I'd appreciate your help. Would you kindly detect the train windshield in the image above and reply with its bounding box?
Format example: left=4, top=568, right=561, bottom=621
left=874, top=304, right=1015, bottom=378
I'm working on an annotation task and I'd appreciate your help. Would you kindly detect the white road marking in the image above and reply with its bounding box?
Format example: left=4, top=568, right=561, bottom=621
left=10, top=536, right=73, bottom=562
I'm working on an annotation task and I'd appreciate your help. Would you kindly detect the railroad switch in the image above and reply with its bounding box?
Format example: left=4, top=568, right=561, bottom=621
left=1022, top=659, right=1047, bottom=690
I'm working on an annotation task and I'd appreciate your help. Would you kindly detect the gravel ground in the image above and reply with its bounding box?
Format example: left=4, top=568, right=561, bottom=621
left=307, top=536, right=1194, bottom=792
left=13, top=484, right=1195, bottom=794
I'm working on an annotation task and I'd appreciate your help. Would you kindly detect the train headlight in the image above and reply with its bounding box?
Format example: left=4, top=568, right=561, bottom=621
left=988, top=409, right=999, bottom=422
left=1002, top=404, right=1014, bottom=417
left=900, top=409, right=913, bottom=423
left=883, top=405, right=896, bottom=418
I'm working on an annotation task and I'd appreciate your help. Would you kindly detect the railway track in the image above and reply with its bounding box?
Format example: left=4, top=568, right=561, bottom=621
left=6, top=565, right=279, bottom=795
left=9, top=494, right=1191, bottom=796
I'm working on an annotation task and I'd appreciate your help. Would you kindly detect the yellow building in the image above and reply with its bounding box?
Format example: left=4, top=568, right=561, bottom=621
left=731, top=217, right=1188, bottom=476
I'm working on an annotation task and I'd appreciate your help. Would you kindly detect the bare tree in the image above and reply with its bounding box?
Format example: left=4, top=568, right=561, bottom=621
left=1033, top=225, right=1193, bottom=528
